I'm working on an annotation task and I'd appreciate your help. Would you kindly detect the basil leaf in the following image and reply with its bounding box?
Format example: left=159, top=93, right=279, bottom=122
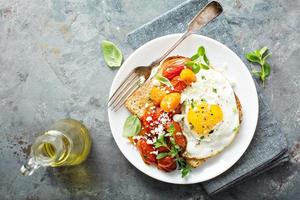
left=156, top=75, right=173, bottom=88
left=245, top=53, right=260, bottom=64
left=101, top=40, right=123, bottom=67
left=123, top=115, right=141, bottom=137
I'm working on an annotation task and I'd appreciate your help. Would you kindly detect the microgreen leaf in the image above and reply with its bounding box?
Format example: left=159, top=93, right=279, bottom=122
left=245, top=47, right=271, bottom=86
left=259, top=46, right=268, bottom=56
left=245, top=53, right=260, bottom=64
left=156, top=75, right=173, bottom=88
left=101, top=40, right=123, bottom=67
left=181, top=164, right=192, bottom=178
left=154, top=134, right=168, bottom=148
left=156, top=152, right=170, bottom=159
left=197, top=46, right=205, bottom=56
left=191, top=54, right=199, bottom=61
left=123, top=115, right=141, bottom=137
left=185, top=46, right=210, bottom=74
left=263, top=63, right=271, bottom=77
left=167, top=124, right=175, bottom=134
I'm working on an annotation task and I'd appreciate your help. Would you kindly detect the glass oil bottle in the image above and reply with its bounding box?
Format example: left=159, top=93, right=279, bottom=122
left=20, top=119, right=91, bottom=176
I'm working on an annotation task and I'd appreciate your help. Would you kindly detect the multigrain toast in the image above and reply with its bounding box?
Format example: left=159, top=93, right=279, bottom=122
left=125, top=56, right=243, bottom=168
left=125, top=56, right=191, bottom=118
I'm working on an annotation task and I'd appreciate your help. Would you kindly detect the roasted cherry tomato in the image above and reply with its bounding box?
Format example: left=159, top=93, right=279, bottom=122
left=162, top=65, right=184, bottom=80
left=170, top=76, right=187, bottom=93
left=136, top=139, right=157, bottom=165
left=150, top=87, right=166, bottom=105
left=166, top=122, right=187, bottom=150
left=139, top=128, right=148, bottom=136
left=157, top=146, right=169, bottom=153
left=174, top=133, right=187, bottom=150
left=141, top=107, right=164, bottom=131
left=160, top=93, right=181, bottom=112
left=180, top=68, right=196, bottom=84
left=157, top=156, right=177, bottom=172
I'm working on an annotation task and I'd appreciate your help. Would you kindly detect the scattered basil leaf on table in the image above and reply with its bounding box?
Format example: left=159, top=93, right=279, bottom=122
left=185, top=46, right=210, bottom=73
left=101, top=40, right=123, bottom=67
left=156, top=75, right=173, bottom=88
left=245, top=46, right=271, bottom=87
left=123, top=115, right=141, bottom=137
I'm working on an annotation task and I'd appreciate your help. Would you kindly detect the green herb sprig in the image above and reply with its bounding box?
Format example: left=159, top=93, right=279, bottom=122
left=245, top=47, right=271, bottom=86
left=185, top=46, right=210, bottom=73
left=154, top=124, right=192, bottom=177
left=156, top=75, right=173, bottom=89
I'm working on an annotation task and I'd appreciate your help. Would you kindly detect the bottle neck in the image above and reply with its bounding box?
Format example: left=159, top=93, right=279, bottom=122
left=20, top=130, right=66, bottom=176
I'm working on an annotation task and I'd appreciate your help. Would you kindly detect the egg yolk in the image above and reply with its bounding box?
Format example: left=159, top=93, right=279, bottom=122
left=187, top=101, right=223, bottom=137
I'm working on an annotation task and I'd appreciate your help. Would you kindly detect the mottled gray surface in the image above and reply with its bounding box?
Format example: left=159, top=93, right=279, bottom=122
left=0, top=0, right=299, bottom=200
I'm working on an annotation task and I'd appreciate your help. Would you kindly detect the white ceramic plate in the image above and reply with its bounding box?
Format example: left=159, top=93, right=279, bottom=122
left=108, top=34, right=258, bottom=184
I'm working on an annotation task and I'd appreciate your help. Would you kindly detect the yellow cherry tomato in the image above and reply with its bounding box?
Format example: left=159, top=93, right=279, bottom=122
left=150, top=87, right=167, bottom=105
left=180, top=68, right=196, bottom=84
left=160, top=93, right=181, bottom=112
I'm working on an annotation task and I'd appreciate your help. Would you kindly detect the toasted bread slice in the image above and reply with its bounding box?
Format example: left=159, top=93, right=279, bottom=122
left=125, top=56, right=191, bottom=117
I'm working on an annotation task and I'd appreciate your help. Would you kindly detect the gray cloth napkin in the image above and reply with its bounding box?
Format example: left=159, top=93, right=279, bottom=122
left=126, top=0, right=289, bottom=195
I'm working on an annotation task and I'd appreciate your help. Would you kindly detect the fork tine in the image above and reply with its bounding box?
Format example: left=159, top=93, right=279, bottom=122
left=109, top=75, right=140, bottom=109
left=108, top=71, right=137, bottom=106
left=111, top=78, right=141, bottom=111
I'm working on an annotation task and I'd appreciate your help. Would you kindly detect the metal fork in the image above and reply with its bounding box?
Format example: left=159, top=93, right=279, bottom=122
left=108, top=1, right=223, bottom=111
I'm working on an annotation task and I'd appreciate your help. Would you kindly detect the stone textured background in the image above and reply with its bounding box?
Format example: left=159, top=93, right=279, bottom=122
left=0, top=0, right=299, bottom=199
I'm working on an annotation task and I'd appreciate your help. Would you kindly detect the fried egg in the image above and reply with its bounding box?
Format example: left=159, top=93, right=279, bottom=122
left=180, top=68, right=240, bottom=159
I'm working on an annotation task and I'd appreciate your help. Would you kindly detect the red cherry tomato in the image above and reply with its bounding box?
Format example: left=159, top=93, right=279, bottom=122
left=170, top=76, right=187, bottom=93
left=174, top=133, right=187, bottom=150
left=136, top=139, right=157, bottom=165
left=165, top=121, right=187, bottom=150
left=157, top=146, right=169, bottom=153
left=157, top=156, right=177, bottom=172
left=141, top=107, right=164, bottom=131
left=163, top=65, right=184, bottom=80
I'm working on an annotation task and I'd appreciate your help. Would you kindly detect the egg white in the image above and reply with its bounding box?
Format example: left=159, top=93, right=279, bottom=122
left=180, top=68, right=240, bottom=159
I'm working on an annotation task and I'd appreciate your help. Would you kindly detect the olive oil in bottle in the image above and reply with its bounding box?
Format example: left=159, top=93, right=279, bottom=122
left=20, top=119, right=91, bottom=176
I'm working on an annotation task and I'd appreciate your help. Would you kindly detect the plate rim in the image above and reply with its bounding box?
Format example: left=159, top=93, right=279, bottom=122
left=108, top=33, right=259, bottom=184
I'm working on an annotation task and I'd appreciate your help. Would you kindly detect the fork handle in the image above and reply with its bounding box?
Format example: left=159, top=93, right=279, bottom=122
left=149, top=1, right=222, bottom=68
left=149, top=31, right=191, bottom=68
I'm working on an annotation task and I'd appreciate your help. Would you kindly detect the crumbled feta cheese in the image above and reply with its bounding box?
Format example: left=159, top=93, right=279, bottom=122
left=158, top=112, right=170, bottom=125
left=176, top=132, right=182, bottom=136
left=146, top=116, right=152, bottom=122
left=152, top=79, right=160, bottom=86
left=173, top=114, right=184, bottom=122
left=154, top=124, right=165, bottom=135
left=150, top=151, right=158, bottom=155
left=146, top=137, right=157, bottom=144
